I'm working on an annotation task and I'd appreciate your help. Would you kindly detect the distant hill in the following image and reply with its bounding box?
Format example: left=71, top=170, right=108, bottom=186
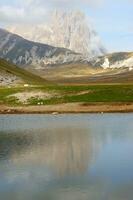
left=26, top=52, right=133, bottom=84
left=0, top=59, right=46, bottom=86
left=91, top=52, right=133, bottom=70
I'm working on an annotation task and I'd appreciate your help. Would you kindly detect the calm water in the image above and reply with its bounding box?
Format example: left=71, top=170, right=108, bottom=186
left=0, top=114, right=133, bottom=200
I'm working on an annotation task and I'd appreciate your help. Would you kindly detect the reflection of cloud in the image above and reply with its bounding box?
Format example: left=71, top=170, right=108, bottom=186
left=47, top=182, right=107, bottom=200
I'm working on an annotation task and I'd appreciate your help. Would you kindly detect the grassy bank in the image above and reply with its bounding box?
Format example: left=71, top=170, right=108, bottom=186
left=0, top=84, right=133, bottom=106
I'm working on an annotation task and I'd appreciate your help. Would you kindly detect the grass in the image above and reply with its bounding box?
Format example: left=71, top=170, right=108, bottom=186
left=1, top=84, right=133, bottom=106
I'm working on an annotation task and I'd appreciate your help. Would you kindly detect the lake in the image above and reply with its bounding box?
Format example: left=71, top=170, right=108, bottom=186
left=0, top=114, right=133, bottom=200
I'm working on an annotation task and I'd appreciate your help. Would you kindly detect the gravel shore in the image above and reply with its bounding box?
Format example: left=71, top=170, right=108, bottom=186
left=1, top=102, right=133, bottom=114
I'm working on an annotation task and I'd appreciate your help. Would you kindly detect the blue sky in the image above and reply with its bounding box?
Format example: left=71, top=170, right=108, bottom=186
left=0, top=0, right=132, bottom=52
left=83, top=0, right=133, bottom=52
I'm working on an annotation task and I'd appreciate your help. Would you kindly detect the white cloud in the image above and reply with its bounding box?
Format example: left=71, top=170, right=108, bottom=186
left=23, top=0, right=103, bottom=7
left=0, top=6, right=24, bottom=22
left=0, top=0, right=132, bottom=26
left=0, top=5, right=48, bottom=25
left=0, top=0, right=104, bottom=26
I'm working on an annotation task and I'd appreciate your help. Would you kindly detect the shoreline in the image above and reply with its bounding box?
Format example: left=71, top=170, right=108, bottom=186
left=1, top=103, right=133, bottom=114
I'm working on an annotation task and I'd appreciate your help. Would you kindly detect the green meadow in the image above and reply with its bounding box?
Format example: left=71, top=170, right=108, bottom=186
left=1, top=84, right=133, bottom=106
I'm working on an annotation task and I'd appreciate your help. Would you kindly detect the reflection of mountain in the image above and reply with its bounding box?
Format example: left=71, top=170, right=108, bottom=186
left=0, top=128, right=97, bottom=177
left=12, top=129, right=94, bottom=177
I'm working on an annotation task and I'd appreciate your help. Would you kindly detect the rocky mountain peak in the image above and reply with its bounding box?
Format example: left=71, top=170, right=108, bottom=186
left=8, top=10, right=106, bottom=58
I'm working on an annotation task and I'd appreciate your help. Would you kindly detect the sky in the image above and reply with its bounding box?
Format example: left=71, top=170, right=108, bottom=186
left=0, top=0, right=132, bottom=52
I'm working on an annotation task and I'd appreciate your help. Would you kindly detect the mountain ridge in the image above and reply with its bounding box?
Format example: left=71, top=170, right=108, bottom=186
left=0, top=28, right=132, bottom=75
left=0, top=28, right=85, bottom=67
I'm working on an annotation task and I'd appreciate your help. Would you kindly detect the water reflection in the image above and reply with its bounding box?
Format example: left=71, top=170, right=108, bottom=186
left=0, top=114, right=133, bottom=200
left=0, top=128, right=96, bottom=177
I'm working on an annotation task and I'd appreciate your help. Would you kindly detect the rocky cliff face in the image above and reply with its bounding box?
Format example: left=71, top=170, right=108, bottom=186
left=8, top=10, right=106, bottom=57
left=0, top=28, right=85, bottom=67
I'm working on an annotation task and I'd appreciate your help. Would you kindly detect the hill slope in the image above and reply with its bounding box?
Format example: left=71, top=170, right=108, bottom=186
left=0, top=59, right=46, bottom=85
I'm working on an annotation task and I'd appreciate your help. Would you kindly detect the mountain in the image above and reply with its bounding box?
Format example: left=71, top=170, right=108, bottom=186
left=8, top=10, right=106, bottom=57
left=0, top=28, right=84, bottom=67
left=0, top=26, right=133, bottom=85
left=91, top=52, right=133, bottom=70
left=0, top=59, right=46, bottom=86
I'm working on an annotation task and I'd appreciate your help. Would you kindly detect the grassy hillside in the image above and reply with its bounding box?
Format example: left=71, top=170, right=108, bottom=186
left=0, top=59, right=46, bottom=85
